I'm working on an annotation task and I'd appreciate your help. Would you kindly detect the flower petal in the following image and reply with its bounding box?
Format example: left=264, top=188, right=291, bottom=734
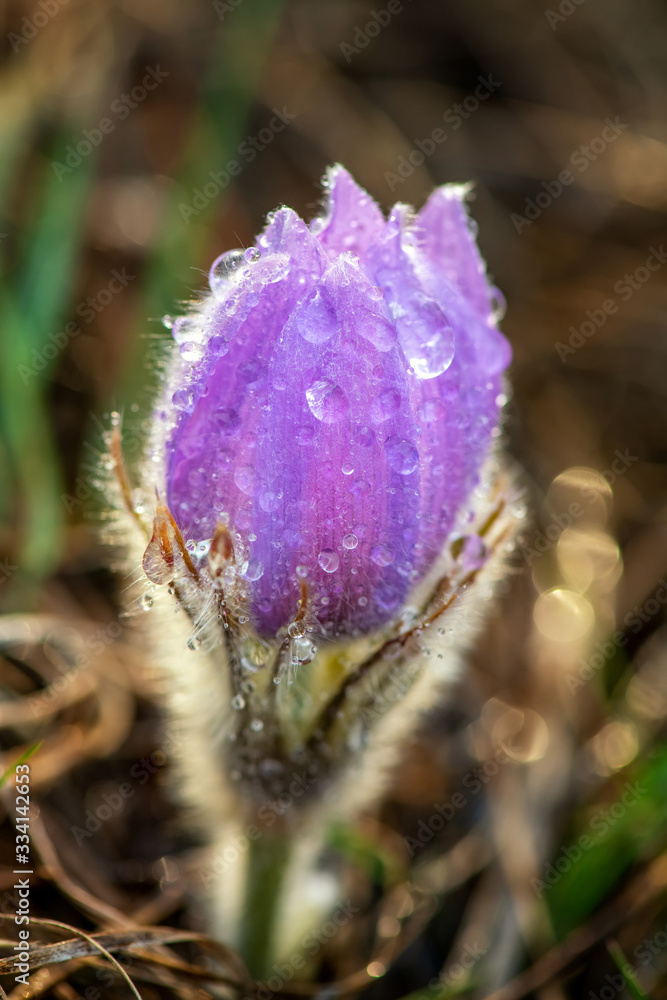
left=311, top=164, right=385, bottom=257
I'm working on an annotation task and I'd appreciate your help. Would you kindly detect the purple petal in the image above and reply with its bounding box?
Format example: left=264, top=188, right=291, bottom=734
left=158, top=167, right=512, bottom=641
left=311, top=165, right=385, bottom=257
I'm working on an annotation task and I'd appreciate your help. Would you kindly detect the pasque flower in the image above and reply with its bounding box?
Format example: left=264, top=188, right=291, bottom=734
left=116, top=166, right=516, bottom=974
left=151, top=166, right=511, bottom=642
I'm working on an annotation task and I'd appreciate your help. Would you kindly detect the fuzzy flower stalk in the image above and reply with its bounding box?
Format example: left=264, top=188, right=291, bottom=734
left=111, top=166, right=517, bottom=976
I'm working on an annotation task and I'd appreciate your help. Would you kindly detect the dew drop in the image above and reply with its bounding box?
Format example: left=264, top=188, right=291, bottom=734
left=371, top=543, right=394, bottom=567
left=250, top=718, right=264, bottom=732
left=171, top=316, right=201, bottom=344
left=231, top=694, right=246, bottom=710
left=352, top=425, right=375, bottom=448
left=259, top=490, right=281, bottom=513
left=386, top=437, right=419, bottom=475
left=370, top=388, right=401, bottom=424
left=306, top=379, right=349, bottom=424
left=234, top=467, right=254, bottom=494
left=212, top=408, right=241, bottom=435
left=342, top=462, right=354, bottom=475
left=318, top=549, right=339, bottom=573
left=244, top=246, right=261, bottom=262
left=296, top=565, right=308, bottom=578
left=244, top=559, right=264, bottom=581
left=259, top=758, right=284, bottom=780
left=296, top=289, right=336, bottom=345
left=349, top=478, right=370, bottom=497
left=180, top=341, right=203, bottom=362
left=343, top=533, right=358, bottom=549
left=359, top=311, right=397, bottom=351
left=209, top=250, right=246, bottom=294
left=489, top=288, right=507, bottom=323
left=172, top=388, right=194, bottom=411
left=296, top=425, right=315, bottom=445
left=395, top=296, right=455, bottom=379
left=292, top=637, right=317, bottom=663
left=288, top=621, right=306, bottom=638
left=138, top=593, right=153, bottom=610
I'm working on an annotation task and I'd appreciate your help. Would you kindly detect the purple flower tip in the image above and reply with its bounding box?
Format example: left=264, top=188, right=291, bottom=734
left=154, top=166, right=511, bottom=639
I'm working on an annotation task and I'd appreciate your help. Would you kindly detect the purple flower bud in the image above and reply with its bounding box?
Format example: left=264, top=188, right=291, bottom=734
left=153, top=166, right=511, bottom=640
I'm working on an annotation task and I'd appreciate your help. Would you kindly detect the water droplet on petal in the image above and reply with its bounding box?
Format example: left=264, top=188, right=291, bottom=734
left=395, top=296, right=455, bottom=379
left=231, top=694, right=246, bottom=710
left=234, top=467, right=254, bottom=494
left=359, top=311, right=397, bottom=351
left=349, top=478, right=371, bottom=497
left=306, top=379, right=349, bottom=423
left=180, top=341, right=203, bottom=362
left=343, top=533, right=358, bottom=549
left=342, top=462, right=354, bottom=475
left=244, top=559, right=264, bottom=581
left=371, top=544, right=394, bottom=567
left=209, top=250, right=246, bottom=294
left=296, top=289, right=337, bottom=345
left=244, top=246, right=262, bottom=262
left=172, top=316, right=201, bottom=344
left=318, top=549, right=339, bottom=573
left=477, top=326, right=512, bottom=375
left=296, top=425, right=315, bottom=445
left=172, top=388, right=194, bottom=411
left=212, top=408, right=241, bottom=435
left=259, top=490, right=281, bottom=512
left=489, top=288, right=506, bottom=323
left=386, top=437, right=419, bottom=475
left=352, top=425, right=375, bottom=447
left=139, top=593, right=154, bottom=610
left=370, top=388, right=401, bottom=424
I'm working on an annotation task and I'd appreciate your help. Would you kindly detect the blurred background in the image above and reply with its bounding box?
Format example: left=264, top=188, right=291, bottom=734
left=1, top=0, right=667, bottom=997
